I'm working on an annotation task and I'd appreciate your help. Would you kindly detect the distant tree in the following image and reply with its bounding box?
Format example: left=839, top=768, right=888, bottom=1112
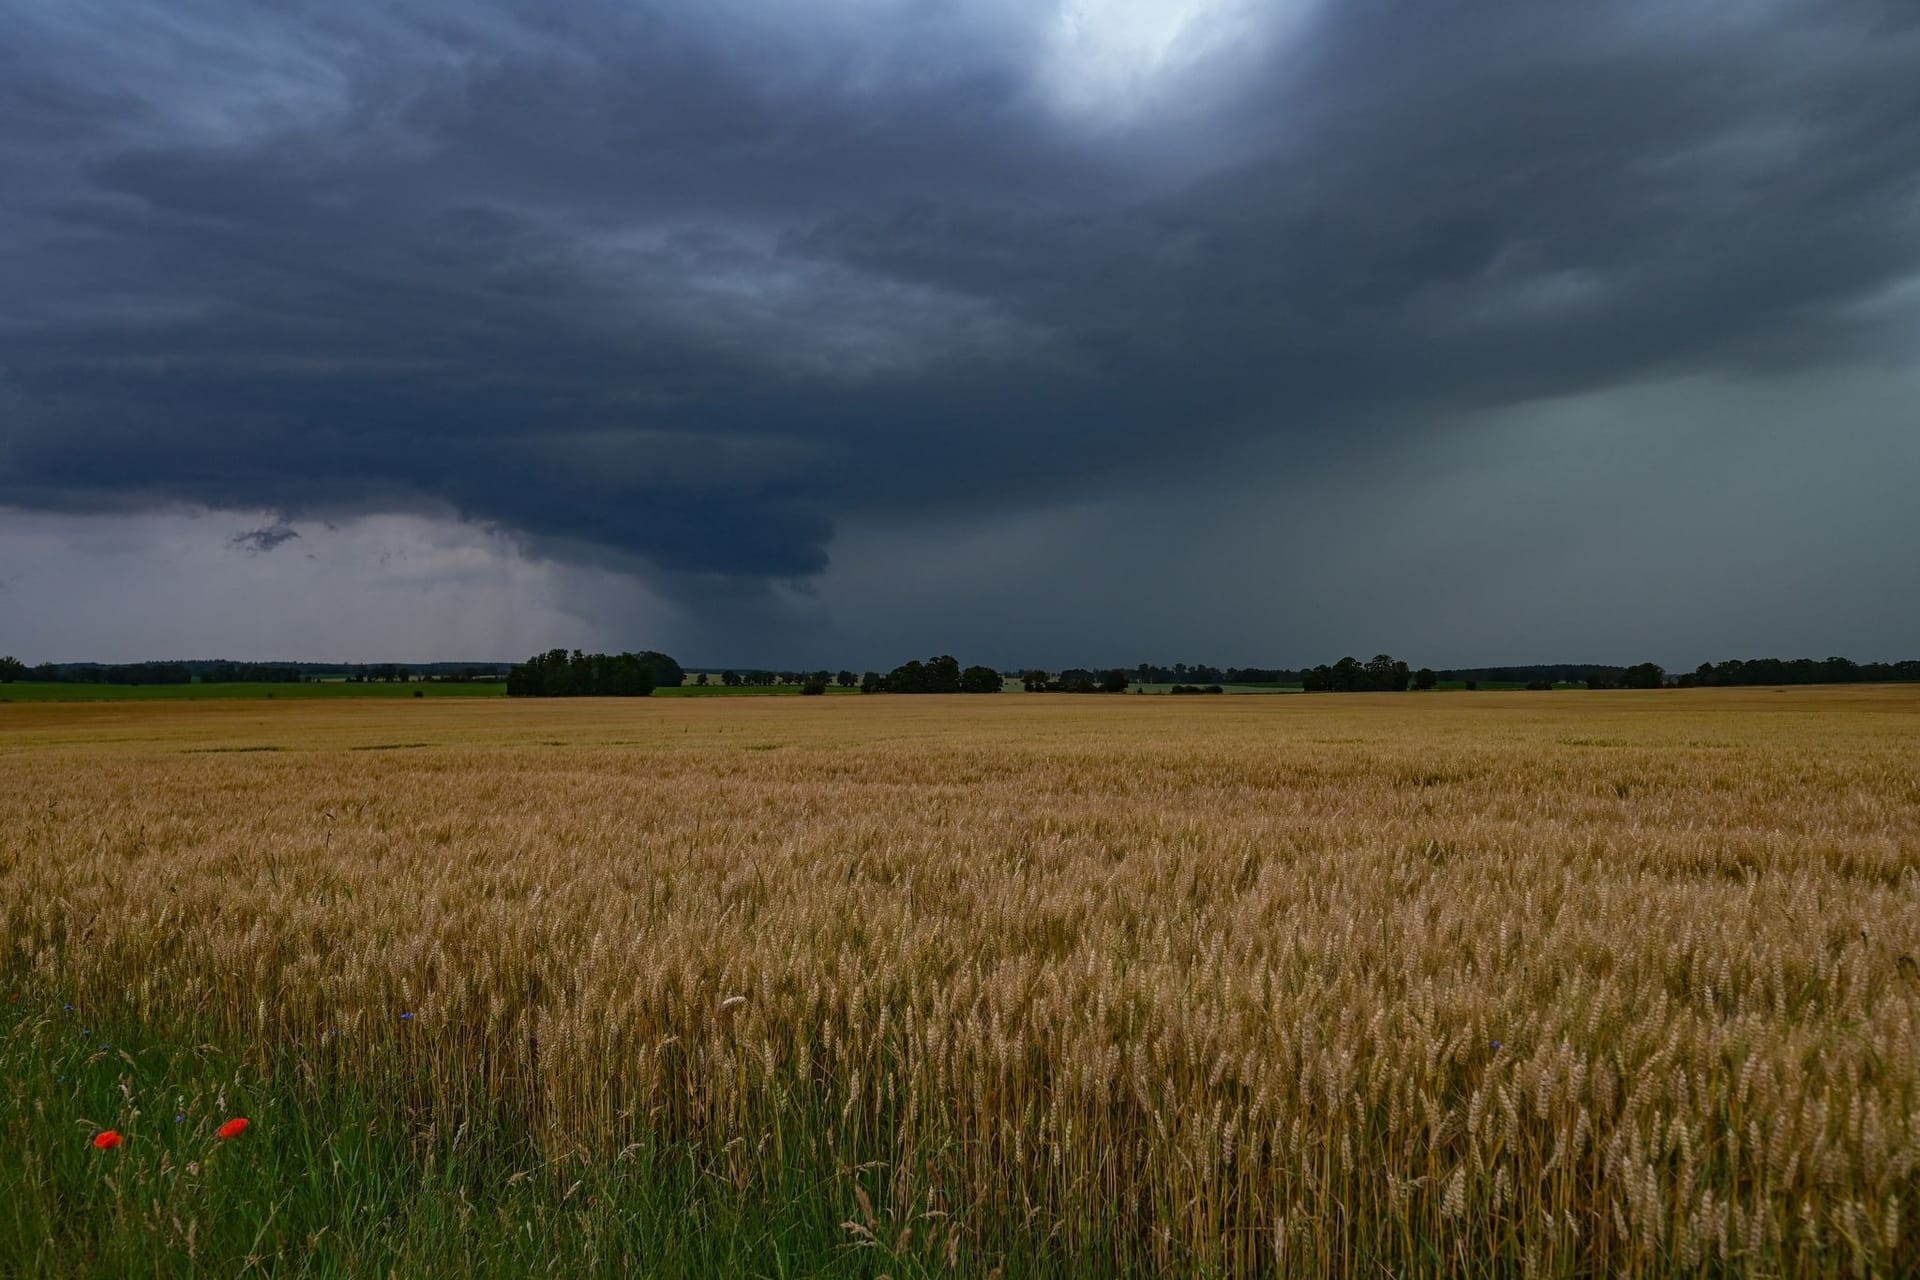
left=869, top=657, right=1000, bottom=694
left=1021, top=670, right=1050, bottom=693
left=801, top=675, right=828, bottom=695
left=0, top=656, right=27, bottom=683
left=884, top=660, right=927, bottom=693
left=1621, top=662, right=1666, bottom=690
left=695, top=672, right=710, bottom=686
left=506, top=649, right=663, bottom=697
left=1413, top=667, right=1437, bottom=691
left=1303, top=654, right=1413, bottom=692
left=1055, top=669, right=1098, bottom=693
left=721, top=670, right=741, bottom=687
left=1100, top=669, right=1130, bottom=693
left=836, top=670, right=857, bottom=688
left=1463, top=680, right=1478, bottom=691
left=924, top=655, right=962, bottom=694
left=961, top=665, right=1002, bottom=693
left=1367, top=654, right=1411, bottom=692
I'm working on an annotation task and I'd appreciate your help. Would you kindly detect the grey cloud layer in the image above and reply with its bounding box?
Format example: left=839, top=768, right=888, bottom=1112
left=3, top=0, right=1917, bottom=587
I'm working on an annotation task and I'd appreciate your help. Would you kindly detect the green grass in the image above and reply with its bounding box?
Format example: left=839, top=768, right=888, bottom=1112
left=0, top=993, right=1104, bottom=1278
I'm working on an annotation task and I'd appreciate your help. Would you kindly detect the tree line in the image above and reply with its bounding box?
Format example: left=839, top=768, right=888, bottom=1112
left=507, top=650, right=650, bottom=697
left=0, top=659, right=517, bottom=685
left=9, top=650, right=1920, bottom=695
left=698, top=669, right=857, bottom=689
left=0, top=660, right=196, bottom=686
left=1301, top=655, right=1419, bottom=692
left=1679, top=657, right=1920, bottom=686
left=1129, top=663, right=1301, bottom=685
left=863, top=655, right=1003, bottom=694
left=505, top=650, right=684, bottom=697
left=0, top=660, right=308, bottom=685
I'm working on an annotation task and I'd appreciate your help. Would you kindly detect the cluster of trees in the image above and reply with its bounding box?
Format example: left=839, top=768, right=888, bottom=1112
left=1680, top=657, right=1920, bottom=686
left=864, top=655, right=1003, bottom=694
left=344, top=665, right=416, bottom=683
left=1440, top=664, right=1612, bottom=686
left=702, top=669, right=858, bottom=689
left=1168, top=684, right=1225, bottom=695
left=1581, top=663, right=1667, bottom=690
left=1301, top=655, right=1420, bottom=692
left=505, top=649, right=681, bottom=697
left=349, top=667, right=501, bottom=684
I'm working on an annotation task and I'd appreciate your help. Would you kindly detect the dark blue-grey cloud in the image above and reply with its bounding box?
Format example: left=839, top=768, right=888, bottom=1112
left=2, top=0, right=1918, bottom=606
left=229, top=522, right=300, bottom=554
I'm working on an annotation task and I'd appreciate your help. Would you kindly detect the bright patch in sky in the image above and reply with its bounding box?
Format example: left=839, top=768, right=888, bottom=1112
left=1040, top=0, right=1301, bottom=121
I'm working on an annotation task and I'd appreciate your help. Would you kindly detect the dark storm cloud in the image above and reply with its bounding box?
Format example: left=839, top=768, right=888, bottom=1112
left=2, top=0, right=1917, bottom=589
left=229, top=522, right=300, bottom=554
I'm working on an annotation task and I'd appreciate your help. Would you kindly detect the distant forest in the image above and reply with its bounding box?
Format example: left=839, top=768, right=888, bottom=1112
left=4, top=652, right=1919, bottom=693
left=1437, top=658, right=1920, bottom=688
left=0, top=659, right=509, bottom=685
left=505, top=649, right=681, bottom=697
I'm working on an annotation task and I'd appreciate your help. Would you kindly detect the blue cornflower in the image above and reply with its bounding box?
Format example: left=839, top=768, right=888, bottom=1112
left=63, top=1004, right=73, bottom=1012
left=400, top=1012, right=415, bottom=1021
left=174, top=1113, right=186, bottom=1124
left=81, top=1028, right=91, bottom=1037
left=1490, top=1040, right=1503, bottom=1051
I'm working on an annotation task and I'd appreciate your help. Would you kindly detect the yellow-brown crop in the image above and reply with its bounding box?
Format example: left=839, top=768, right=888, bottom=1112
left=3, top=688, right=1916, bottom=1274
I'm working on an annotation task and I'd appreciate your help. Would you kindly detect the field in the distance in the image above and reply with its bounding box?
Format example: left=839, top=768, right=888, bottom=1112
left=2, top=690, right=1916, bottom=1276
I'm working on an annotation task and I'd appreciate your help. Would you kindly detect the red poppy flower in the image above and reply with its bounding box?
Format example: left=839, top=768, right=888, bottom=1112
left=217, top=1117, right=249, bottom=1140
left=93, top=1130, right=124, bottom=1150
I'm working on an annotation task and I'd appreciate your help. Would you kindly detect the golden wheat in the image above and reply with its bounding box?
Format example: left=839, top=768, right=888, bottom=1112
left=2, top=688, right=1916, bottom=1273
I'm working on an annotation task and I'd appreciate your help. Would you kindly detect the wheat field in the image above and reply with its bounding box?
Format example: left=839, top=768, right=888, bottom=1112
left=2, top=688, right=1917, bottom=1275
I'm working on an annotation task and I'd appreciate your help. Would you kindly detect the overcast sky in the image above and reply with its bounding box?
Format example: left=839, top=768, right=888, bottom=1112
left=3, top=0, right=1917, bottom=668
